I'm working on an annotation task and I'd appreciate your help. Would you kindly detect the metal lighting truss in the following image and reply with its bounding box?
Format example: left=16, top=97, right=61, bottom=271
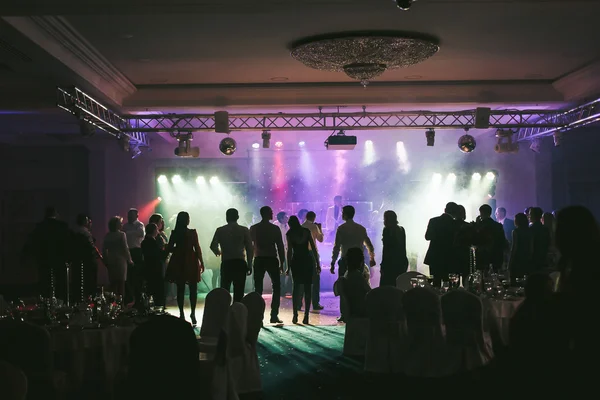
left=57, top=86, right=600, bottom=147
left=56, top=87, right=149, bottom=147
left=515, top=98, right=600, bottom=142
left=121, top=109, right=566, bottom=133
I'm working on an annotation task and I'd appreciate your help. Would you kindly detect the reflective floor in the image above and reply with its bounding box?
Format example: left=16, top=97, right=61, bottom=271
left=164, top=291, right=343, bottom=328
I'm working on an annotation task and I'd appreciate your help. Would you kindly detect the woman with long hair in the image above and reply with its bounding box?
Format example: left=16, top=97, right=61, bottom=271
left=165, top=212, right=204, bottom=325
left=286, top=215, right=319, bottom=324
left=380, top=210, right=409, bottom=286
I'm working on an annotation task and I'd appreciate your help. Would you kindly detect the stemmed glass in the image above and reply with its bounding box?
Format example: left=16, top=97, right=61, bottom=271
left=410, top=277, right=418, bottom=288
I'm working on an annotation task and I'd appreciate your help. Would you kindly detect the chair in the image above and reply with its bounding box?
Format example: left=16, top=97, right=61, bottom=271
left=337, top=278, right=369, bottom=356
left=199, top=288, right=232, bottom=359
left=237, top=292, right=265, bottom=394
left=0, top=361, right=28, bottom=400
left=396, top=271, right=429, bottom=291
left=213, top=303, right=248, bottom=400
left=441, top=290, right=494, bottom=374
left=364, top=286, right=405, bottom=373
left=402, top=287, right=449, bottom=377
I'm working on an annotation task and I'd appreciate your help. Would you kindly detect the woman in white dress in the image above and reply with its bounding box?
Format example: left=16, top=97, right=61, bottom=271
left=102, top=216, right=133, bottom=296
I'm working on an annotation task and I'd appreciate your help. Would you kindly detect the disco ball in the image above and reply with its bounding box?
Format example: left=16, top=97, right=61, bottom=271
left=219, top=137, right=237, bottom=155
left=458, top=134, right=476, bottom=153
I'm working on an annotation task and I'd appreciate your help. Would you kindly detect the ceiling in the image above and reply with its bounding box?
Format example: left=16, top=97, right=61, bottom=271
left=0, top=0, right=599, bottom=138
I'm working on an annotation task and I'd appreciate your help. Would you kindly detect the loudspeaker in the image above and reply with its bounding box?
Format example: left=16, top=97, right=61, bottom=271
left=474, top=107, right=491, bottom=129
left=214, top=111, right=230, bottom=133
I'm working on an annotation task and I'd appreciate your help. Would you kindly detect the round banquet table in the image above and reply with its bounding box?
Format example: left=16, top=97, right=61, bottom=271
left=50, top=325, right=136, bottom=393
left=482, top=297, right=524, bottom=345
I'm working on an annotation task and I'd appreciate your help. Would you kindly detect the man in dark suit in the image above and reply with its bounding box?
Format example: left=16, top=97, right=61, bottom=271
left=475, top=204, right=507, bottom=271
left=495, top=207, right=515, bottom=245
left=528, top=207, right=551, bottom=272
left=425, top=202, right=460, bottom=287
left=24, top=207, right=70, bottom=300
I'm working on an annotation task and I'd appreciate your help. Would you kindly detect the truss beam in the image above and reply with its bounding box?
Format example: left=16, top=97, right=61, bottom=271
left=121, top=109, right=566, bottom=133
left=57, top=87, right=149, bottom=147
left=515, top=98, right=600, bottom=142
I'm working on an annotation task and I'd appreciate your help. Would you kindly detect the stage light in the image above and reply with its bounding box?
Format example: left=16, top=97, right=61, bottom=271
left=485, top=172, right=495, bottom=180
left=275, top=141, right=283, bottom=148
left=298, top=141, right=306, bottom=147
left=395, top=0, right=414, bottom=11
left=196, top=176, right=206, bottom=184
left=426, top=129, right=435, bottom=146
left=157, top=196, right=162, bottom=202
left=157, top=175, right=167, bottom=184
left=210, top=176, right=219, bottom=184
left=447, top=173, right=457, bottom=182
left=261, top=130, right=271, bottom=148
left=553, top=132, right=562, bottom=147
left=252, top=142, right=260, bottom=149
left=365, top=140, right=373, bottom=146
left=472, top=173, right=482, bottom=181
left=172, top=175, right=182, bottom=184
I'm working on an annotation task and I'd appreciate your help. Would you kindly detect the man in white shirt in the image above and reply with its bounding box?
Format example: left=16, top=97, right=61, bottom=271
left=331, top=205, right=375, bottom=322
left=123, top=208, right=144, bottom=305
left=302, top=211, right=324, bottom=310
left=210, top=208, right=254, bottom=302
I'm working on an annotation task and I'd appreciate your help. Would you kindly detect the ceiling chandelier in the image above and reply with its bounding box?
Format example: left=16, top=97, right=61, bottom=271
left=290, top=31, right=439, bottom=87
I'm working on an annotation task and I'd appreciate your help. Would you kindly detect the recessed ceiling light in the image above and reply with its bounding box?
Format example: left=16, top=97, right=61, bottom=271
left=270, top=77, right=289, bottom=82
left=404, top=75, right=423, bottom=80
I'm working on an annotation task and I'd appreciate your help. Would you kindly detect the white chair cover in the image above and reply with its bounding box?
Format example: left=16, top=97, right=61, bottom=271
left=0, top=361, right=28, bottom=400
left=441, top=290, right=494, bottom=374
left=338, top=279, right=369, bottom=357
left=549, top=271, right=561, bottom=292
left=199, top=288, right=232, bottom=358
left=212, top=303, right=248, bottom=400
left=364, top=286, right=406, bottom=373
left=201, top=288, right=233, bottom=338
left=396, top=271, right=429, bottom=291
left=237, top=292, right=265, bottom=394
left=402, top=287, right=449, bottom=377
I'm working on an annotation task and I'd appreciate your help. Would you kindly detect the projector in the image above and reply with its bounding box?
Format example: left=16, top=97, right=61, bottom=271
left=325, top=134, right=357, bottom=150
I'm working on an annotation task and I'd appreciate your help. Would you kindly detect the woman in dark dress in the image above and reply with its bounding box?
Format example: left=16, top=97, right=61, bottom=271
left=509, top=213, right=532, bottom=283
left=380, top=210, right=409, bottom=286
left=165, top=212, right=204, bottom=325
left=286, top=216, right=319, bottom=324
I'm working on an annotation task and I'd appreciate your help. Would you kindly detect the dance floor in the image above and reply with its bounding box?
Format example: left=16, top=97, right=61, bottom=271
left=164, top=291, right=344, bottom=327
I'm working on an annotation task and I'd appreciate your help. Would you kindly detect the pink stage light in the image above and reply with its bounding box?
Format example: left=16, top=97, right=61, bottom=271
left=275, top=141, right=283, bottom=148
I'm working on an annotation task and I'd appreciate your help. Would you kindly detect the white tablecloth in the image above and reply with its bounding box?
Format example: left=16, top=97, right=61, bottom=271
left=50, top=326, right=135, bottom=392
left=483, top=298, right=524, bottom=345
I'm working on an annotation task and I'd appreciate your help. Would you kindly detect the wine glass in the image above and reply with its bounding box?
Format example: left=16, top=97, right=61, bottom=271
left=410, top=277, right=418, bottom=288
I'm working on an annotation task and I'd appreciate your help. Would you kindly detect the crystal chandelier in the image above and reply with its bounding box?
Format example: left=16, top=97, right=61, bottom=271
left=290, top=32, right=439, bottom=87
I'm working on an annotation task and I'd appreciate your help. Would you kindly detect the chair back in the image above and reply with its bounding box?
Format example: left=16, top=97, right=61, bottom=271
left=396, top=271, right=428, bottom=291
left=241, top=292, right=266, bottom=345
left=441, top=289, right=493, bottom=372
left=225, top=303, right=248, bottom=358
left=201, top=288, right=232, bottom=338
left=0, top=320, right=52, bottom=380
left=402, top=287, right=449, bottom=377
left=0, top=361, right=28, bottom=400
left=364, top=286, right=406, bottom=373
